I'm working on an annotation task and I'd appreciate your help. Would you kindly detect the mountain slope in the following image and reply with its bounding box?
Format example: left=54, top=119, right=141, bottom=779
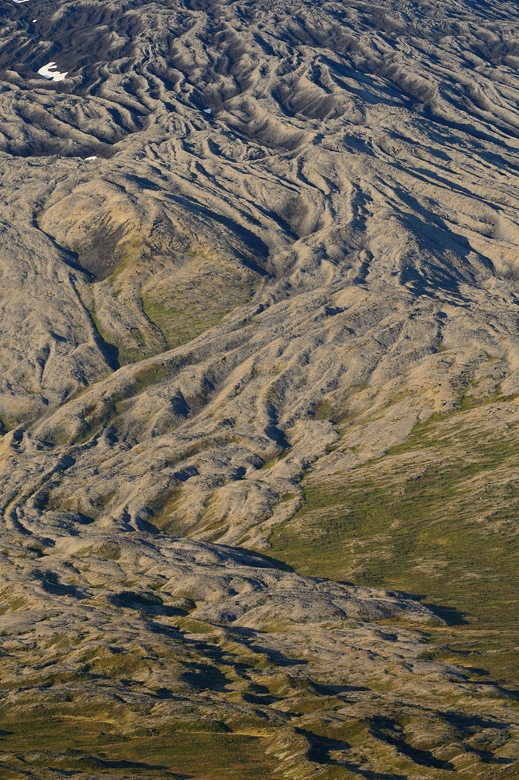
left=0, top=0, right=518, bottom=776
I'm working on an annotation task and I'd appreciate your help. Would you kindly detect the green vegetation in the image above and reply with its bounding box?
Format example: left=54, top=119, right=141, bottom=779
left=312, top=399, right=338, bottom=421
left=106, top=237, right=145, bottom=284
left=141, top=258, right=258, bottom=351
left=269, top=401, right=519, bottom=687
left=0, top=715, right=282, bottom=779
left=79, top=242, right=259, bottom=367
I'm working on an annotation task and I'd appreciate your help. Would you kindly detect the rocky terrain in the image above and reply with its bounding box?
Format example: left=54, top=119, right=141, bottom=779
left=0, top=0, right=518, bottom=775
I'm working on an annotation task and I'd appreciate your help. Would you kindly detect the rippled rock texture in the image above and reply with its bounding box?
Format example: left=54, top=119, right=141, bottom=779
left=0, top=0, right=518, bottom=776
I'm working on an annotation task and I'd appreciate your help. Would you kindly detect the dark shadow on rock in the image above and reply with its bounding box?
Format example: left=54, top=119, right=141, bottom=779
left=181, top=662, right=229, bottom=692
left=443, top=711, right=509, bottom=733
left=242, top=692, right=281, bottom=705
left=33, top=570, right=89, bottom=599
left=147, top=620, right=185, bottom=637
left=172, top=465, right=199, bottom=482
left=232, top=632, right=306, bottom=667
left=265, top=420, right=290, bottom=450
left=382, top=589, right=467, bottom=626
left=424, top=603, right=468, bottom=626
left=75, top=223, right=128, bottom=281
left=72, top=513, right=96, bottom=525
left=368, top=717, right=454, bottom=771
left=134, top=517, right=161, bottom=534
left=297, top=728, right=351, bottom=764
left=383, top=181, right=495, bottom=298
left=298, top=729, right=407, bottom=778
left=236, top=546, right=295, bottom=572
left=154, top=687, right=176, bottom=699
left=111, top=591, right=186, bottom=616
left=311, top=681, right=369, bottom=695
left=462, top=666, right=490, bottom=677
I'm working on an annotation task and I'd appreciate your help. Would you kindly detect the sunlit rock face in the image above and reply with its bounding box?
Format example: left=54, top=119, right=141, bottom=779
left=0, top=0, right=518, bottom=775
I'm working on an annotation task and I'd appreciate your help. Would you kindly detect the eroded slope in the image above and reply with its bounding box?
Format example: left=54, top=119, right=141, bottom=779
left=0, top=0, right=518, bottom=776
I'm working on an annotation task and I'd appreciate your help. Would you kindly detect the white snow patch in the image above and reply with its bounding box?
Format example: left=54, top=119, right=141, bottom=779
left=203, top=108, right=212, bottom=114
left=84, top=156, right=97, bottom=161
left=12, top=1, right=30, bottom=5
left=38, top=62, right=68, bottom=81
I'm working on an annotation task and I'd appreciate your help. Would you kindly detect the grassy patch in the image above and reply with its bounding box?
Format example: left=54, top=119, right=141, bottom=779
left=106, top=238, right=145, bottom=284
left=269, top=401, right=519, bottom=687
left=0, top=715, right=282, bottom=779
left=141, top=259, right=258, bottom=350
left=312, top=399, right=339, bottom=421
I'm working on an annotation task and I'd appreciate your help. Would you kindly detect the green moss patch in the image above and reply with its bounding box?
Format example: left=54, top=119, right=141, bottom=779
left=0, top=716, right=282, bottom=779
left=141, top=257, right=258, bottom=351
left=269, top=401, right=519, bottom=688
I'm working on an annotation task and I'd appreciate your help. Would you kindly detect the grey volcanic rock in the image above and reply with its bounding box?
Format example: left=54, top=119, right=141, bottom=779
left=0, top=0, right=519, bottom=542
left=0, top=0, right=518, bottom=775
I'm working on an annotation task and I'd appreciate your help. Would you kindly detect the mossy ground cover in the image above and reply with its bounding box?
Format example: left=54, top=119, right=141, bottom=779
left=142, top=258, right=258, bottom=351
left=269, top=402, right=519, bottom=689
left=79, top=245, right=259, bottom=367
left=0, top=715, right=282, bottom=778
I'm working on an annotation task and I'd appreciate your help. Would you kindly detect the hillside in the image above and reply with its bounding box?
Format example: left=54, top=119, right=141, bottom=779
left=0, top=0, right=518, bottom=776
